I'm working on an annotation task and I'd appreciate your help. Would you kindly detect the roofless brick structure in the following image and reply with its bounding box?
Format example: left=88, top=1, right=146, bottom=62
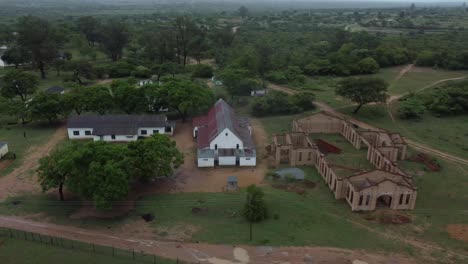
left=268, top=112, right=417, bottom=211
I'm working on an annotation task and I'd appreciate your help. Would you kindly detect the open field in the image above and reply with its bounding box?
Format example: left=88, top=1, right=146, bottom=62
left=0, top=123, right=56, bottom=176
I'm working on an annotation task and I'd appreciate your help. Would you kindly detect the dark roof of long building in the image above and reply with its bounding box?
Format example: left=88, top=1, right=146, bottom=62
left=67, top=115, right=171, bottom=136
left=193, top=99, right=254, bottom=150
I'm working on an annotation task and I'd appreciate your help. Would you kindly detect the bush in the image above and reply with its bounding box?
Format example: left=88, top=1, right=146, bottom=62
left=191, top=64, right=214, bottom=78
left=250, top=90, right=315, bottom=117
left=398, top=96, right=426, bottom=119
left=108, top=61, right=135, bottom=78
left=266, top=71, right=288, bottom=84
left=132, top=66, right=152, bottom=78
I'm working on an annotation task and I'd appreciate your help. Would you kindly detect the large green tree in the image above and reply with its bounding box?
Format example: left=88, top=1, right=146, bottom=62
left=111, top=81, right=146, bottom=114
left=1, top=70, right=38, bottom=102
left=100, top=20, right=129, bottom=61
left=77, top=16, right=101, bottom=45
left=16, top=16, right=64, bottom=79
left=336, top=77, right=388, bottom=113
left=82, top=86, right=115, bottom=114
left=126, top=134, right=184, bottom=182
left=159, top=80, right=214, bottom=122
left=30, top=92, right=66, bottom=124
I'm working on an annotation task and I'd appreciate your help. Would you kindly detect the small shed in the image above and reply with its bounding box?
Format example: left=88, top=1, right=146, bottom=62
left=46, top=86, right=65, bottom=95
left=225, top=176, right=239, bottom=192
left=0, top=142, right=9, bottom=159
left=251, top=89, right=268, bottom=97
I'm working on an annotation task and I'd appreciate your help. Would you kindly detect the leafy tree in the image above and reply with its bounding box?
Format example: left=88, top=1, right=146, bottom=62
left=0, top=97, right=30, bottom=124
left=242, top=185, right=268, bottom=241
left=255, top=41, right=273, bottom=86
left=398, top=96, right=426, bottom=119
left=62, top=86, right=87, bottom=115
left=1, top=45, right=30, bottom=68
left=100, top=20, right=129, bottom=61
left=218, top=68, right=259, bottom=97
left=336, top=77, right=388, bottom=114
left=357, top=57, right=380, bottom=74
left=126, top=134, right=184, bottom=182
left=37, top=145, right=76, bottom=201
left=159, top=80, right=214, bottom=122
left=77, top=16, right=101, bottom=45
left=238, top=6, right=249, bottom=19
left=1, top=70, right=38, bottom=102
left=16, top=16, right=64, bottom=79
left=191, top=64, right=213, bottom=78
left=29, top=92, right=65, bottom=124
left=82, top=86, right=114, bottom=114
left=111, top=81, right=146, bottom=114
left=64, top=60, right=95, bottom=84
left=174, top=16, right=198, bottom=66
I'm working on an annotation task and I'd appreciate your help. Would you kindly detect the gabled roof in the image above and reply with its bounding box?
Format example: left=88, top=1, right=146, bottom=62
left=347, top=170, right=416, bottom=191
left=194, top=99, right=254, bottom=149
left=67, top=115, right=171, bottom=136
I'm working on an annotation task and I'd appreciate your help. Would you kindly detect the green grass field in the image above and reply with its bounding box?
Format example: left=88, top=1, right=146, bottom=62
left=0, top=123, right=56, bottom=176
left=0, top=236, right=177, bottom=264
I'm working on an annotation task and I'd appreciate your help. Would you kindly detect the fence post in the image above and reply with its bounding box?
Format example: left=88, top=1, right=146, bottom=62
left=153, top=255, right=156, bottom=264
left=39, top=234, right=42, bottom=243
left=71, top=240, right=74, bottom=249
left=60, top=238, right=64, bottom=247
left=50, top=236, right=53, bottom=245
left=24, top=231, right=27, bottom=240
left=132, top=249, right=135, bottom=260
left=9, top=228, right=13, bottom=238
left=112, top=247, right=114, bottom=257
left=93, top=243, right=95, bottom=252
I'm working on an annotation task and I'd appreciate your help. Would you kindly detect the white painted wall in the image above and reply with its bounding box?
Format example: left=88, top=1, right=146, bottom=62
left=219, top=156, right=236, bottom=166
left=0, top=144, right=8, bottom=158
left=239, top=157, right=256, bottom=166
left=198, top=158, right=215, bottom=167
left=209, top=128, right=243, bottom=150
left=138, top=127, right=166, bottom=137
left=67, top=128, right=94, bottom=140
left=94, top=135, right=138, bottom=142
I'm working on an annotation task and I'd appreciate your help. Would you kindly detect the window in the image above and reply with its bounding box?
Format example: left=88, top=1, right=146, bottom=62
left=245, top=158, right=251, bottom=160
left=366, top=195, right=370, bottom=205
left=359, top=195, right=363, bottom=206
left=126, top=136, right=133, bottom=139
left=236, top=144, right=239, bottom=149
left=111, top=135, right=116, bottom=140
left=73, top=130, right=80, bottom=136
left=85, top=130, right=91, bottom=136
left=153, top=130, right=159, bottom=134
left=350, top=192, right=354, bottom=203
left=225, top=133, right=228, bottom=136
left=308, top=152, right=312, bottom=161
left=141, top=130, right=147, bottom=135
left=399, top=194, right=404, bottom=205
left=215, top=144, right=218, bottom=150
left=298, top=152, right=302, bottom=162
left=203, top=159, right=209, bottom=161
left=405, top=194, right=411, bottom=204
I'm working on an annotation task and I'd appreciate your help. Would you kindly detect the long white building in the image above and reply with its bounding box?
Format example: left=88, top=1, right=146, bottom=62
left=67, top=115, right=175, bottom=142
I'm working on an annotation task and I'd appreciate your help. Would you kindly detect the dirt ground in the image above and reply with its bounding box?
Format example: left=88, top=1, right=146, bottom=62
left=0, top=126, right=67, bottom=201
left=0, top=215, right=419, bottom=264
left=447, top=224, right=468, bottom=242
left=166, top=120, right=269, bottom=193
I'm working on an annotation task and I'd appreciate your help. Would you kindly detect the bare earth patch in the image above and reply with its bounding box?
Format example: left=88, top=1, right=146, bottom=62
left=0, top=126, right=67, bottom=200
left=447, top=224, right=468, bottom=242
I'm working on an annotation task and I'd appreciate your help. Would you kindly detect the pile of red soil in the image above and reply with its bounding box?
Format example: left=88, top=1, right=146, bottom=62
left=315, top=139, right=342, bottom=154
left=447, top=224, right=468, bottom=242
left=411, top=153, right=441, bottom=172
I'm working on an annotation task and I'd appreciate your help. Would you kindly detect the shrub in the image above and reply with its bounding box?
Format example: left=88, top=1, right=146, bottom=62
left=266, top=71, right=288, bottom=84
left=398, top=96, right=426, bottom=119
left=191, top=64, right=214, bottom=78
left=108, top=61, right=135, bottom=78
left=132, top=66, right=152, bottom=78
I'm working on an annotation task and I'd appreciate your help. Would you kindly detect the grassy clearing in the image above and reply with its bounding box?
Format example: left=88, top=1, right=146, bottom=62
left=0, top=236, right=177, bottom=264
left=0, top=123, right=56, bottom=176
left=309, top=133, right=374, bottom=178
left=259, top=110, right=318, bottom=137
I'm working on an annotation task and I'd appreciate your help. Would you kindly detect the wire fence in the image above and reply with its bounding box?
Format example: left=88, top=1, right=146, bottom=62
left=0, top=226, right=191, bottom=264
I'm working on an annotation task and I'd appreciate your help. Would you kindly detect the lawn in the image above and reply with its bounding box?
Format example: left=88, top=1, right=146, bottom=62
left=0, top=123, right=56, bottom=176
left=0, top=236, right=177, bottom=264
left=309, top=133, right=374, bottom=178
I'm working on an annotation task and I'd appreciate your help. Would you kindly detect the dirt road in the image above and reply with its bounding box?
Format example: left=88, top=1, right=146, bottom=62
left=0, top=126, right=67, bottom=200
left=0, top=215, right=417, bottom=264
left=267, top=82, right=468, bottom=166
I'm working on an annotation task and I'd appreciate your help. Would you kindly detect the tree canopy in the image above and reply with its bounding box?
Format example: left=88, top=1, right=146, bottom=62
left=336, top=77, right=389, bottom=113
